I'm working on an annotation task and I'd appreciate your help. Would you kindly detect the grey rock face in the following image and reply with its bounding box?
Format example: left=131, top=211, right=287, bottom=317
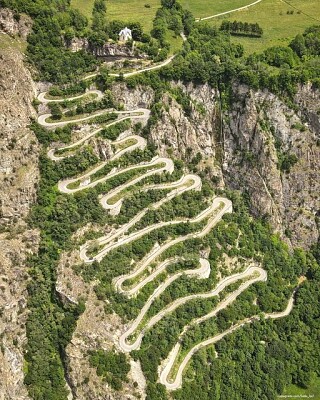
left=0, top=8, right=32, bottom=38
left=0, top=33, right=39, bottom=400
left=65, top=37, right=147, bottom=59
left=115, top=81, right=319, bottom=248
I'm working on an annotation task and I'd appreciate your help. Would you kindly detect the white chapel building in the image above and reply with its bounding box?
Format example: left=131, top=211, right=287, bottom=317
left=119, top=27, right=132, bottom=41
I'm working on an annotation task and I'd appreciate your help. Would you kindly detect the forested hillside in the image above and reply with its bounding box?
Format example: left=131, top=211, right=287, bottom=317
left=0, top=0, right=319, bottom=399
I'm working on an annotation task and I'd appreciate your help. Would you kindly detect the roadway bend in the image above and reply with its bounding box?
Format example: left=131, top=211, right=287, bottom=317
left=37, top=74, right=295, bottom=393
left=159, top=287, right=297, bottom=390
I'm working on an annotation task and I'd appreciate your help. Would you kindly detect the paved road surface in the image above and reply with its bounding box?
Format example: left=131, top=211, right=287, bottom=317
left=37, top=89, right=103, bottom=104
left=58, top=156, right=173, bottom=195
left=84, top=55, right=175, bottom=81
left=195, top=0, right=263, bottom=21
left=119, top=266, right=265, bottom=353
left=81, top=197, right=231, bottom=263
left=38, top=108, right=148, bottom=129
left=159, top=286, right=297, bottom=390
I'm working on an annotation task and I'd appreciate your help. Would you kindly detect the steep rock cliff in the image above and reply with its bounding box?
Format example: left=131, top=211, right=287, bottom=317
left=111, top=81, right=319, bottom=249
left=0, top=8, right=32, bottom=39
left=65, top=37, right=147, bottom=59
left=0, top=32, right=39, bottom=400
left=223, top=84, right=319, bottom=248
left=55, top=80, right=319, bottom=399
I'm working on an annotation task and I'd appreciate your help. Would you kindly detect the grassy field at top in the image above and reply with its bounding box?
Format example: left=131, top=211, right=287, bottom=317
left=180, top=0, right=254, bottom=19
left=71, top=0, right=320, bottom=53
left=71, top=0, right=260, bottom=32
left=70, top=0, right=95, bottom=19
left=205, top=0, right=320, bottom=54
left=71, top=0, right=161, bottom=32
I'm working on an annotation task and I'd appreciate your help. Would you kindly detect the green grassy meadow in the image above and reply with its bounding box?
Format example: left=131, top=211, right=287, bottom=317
left=71, top=0, right=320, bottom=53
left=180, top=0, right=253, bottom=19
left=71, top=0, right=161, bottom=32
left=70, top=0, right=94, bottom=19
left=205, top=0, right=320, bottom=53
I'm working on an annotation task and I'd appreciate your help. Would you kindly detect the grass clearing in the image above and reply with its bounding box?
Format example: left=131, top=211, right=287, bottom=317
left=283, top=373, right=320, bottom=399
left=71, top=0, right=320, bottom=54
left=205, top=0, right=320, bottom=54
left=70, top=0, right=95, bottom=19
left=180, top=0, right=253, bottom=19
left=165, top=30, right=183, bottom=54
left=71, top=0, right=161, bottom=32
left=115, top=138, right=137, bottom=151
left=0, top=32, right=26, bottom=52
left=71, top=0, right=259, bottom=27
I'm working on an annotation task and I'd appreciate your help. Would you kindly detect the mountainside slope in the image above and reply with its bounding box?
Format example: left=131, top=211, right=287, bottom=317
left=138, top=81, right=319, bottom=249
left=0, top=26, right=39, bottom=400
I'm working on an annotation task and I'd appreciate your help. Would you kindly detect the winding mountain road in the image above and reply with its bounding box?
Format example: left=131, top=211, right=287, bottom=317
left=47, top=112, right=150, bottom=161
left=58, top=156, right=173, bottom=195
left=37, top=89, right=103, bottom=104
left=119, top=266, right=266, bottom=353
left=83, top=55, right=176, bottom=81
left=90, top=174, right=201, bottom=252
left=38, top=108, right=148, bottom=129
left=81, top=197, right=229, bottom=263
left=100, top=172, right=201, bottom=215
left=119, top=258, right=212, bottom=352
left=38, top=76, right=296, bottom=391
left=160, top=285, right=297, bottom=390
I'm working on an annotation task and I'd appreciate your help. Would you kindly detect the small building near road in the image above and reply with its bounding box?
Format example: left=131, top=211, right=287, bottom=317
left=119, top=27, right=132, bottom=42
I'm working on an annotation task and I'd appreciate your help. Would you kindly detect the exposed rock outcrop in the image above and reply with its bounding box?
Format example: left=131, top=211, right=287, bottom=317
left=93, top=81, right=320, bottom=248
left=0, top=33, right=39, bottom=399
left=0, top=8, right=32, bottom=38
left=112, top=82, right=154, bottom=110
left=0, top=229, right=39, bottom=400
left=56, top=80, right=319, bottom=398
left=223, top=84, right=320, bottom=248
left=114, top=81, right=319, bottom=249
left=66, top=37, right=147, bottom=59
left=150, top=83, right=224, bottom=184
left=0, top=34, right=39, bottom=224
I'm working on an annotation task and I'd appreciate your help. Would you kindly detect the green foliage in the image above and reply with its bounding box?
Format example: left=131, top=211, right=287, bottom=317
left=91, top=0, right=107, bottom=40
left=93, top=0, right=106, bottom=14
left=89, top=349, right=130, bottom=390
left=5, top=2, right=319, bottom=399
left=129, top=22, right=144, bottom=42
left=290, top=25, right=320, bottom=58
left=160, top=24, right=244, bottom=85
left=261, top=46, right=299, bottom=68
left=99, top=119, right=131, bottom=140
left=169, top=87, right=192, bottom=115
left=277, top=152, right=298, bottom=173
left=159, top=22, right=320, bottom=96
left=48, top=102, right=62, bottom=120
left=220, top=20, right=263, bottom=37
left=147, top=0, right=190, bottom=60
left=48, top=81, right=88, bottom=97
left=24, top=147, right=107, bottom=399
left=30, top=122, right=72, bottom=146
left=134, top=193, right=320, bottom=399
left=172, top=273, right=320, bottom=400
left=1, top=0, right=98, bottom=83
left=88, top=112, right=118, bottom=124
